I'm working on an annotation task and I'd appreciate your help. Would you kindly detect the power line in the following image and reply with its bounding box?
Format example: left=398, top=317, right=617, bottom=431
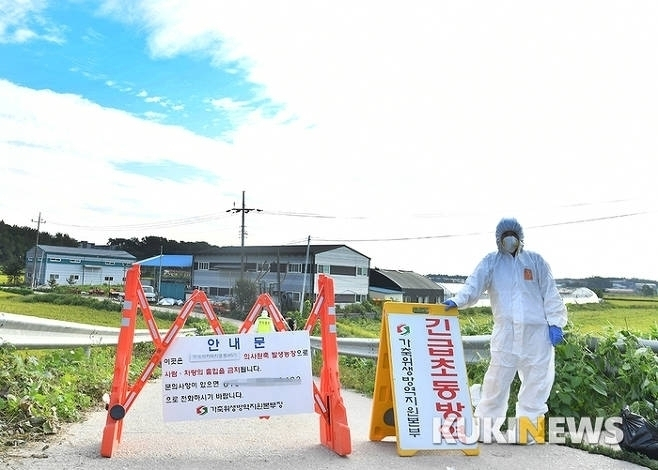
left=44, top=197, right=655, bottom=233
left=312, top=210, right=656, bottom=244
left=47, top=212, right=236, bottom=231
left=33, top=202, right=657, bottom=247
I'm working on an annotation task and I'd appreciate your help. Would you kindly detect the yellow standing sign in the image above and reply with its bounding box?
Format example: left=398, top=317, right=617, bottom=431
left=369, top=302, right=479, bottom=457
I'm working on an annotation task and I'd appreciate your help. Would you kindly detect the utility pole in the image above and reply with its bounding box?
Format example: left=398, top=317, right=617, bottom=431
left=299, top=235, right=311, bottom=313
left=158, top=245, right=163, bottom=297
left=226, top=191, right=262, bottom=278
left=30, top=212, right=46, bottom=289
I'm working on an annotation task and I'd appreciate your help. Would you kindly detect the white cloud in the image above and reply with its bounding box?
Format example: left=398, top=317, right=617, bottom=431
left=2, top=1, right=658, bottom=280
left=0, top=0, right=65, bottom=44
left=143, top=110, right=167, bottom=120
left=10, top=27, right=36, bottom=42
left=208, top=97, right=246, bottom=112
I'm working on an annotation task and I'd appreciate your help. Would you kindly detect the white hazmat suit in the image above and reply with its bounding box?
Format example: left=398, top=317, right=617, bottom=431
left=446, top=218, right=568, bottom=433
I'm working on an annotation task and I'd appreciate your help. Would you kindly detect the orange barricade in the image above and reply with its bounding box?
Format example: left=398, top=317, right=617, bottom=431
left=100, top=266, right=352, bottom=458
left=101, top=264, right=224, bottom=457
left=307, top=274, right=352, bottom=456
left=238, top=293, right=290, bottom=333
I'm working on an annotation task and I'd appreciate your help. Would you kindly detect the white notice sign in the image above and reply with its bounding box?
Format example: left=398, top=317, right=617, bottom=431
left=386, top=313, right=477, bottom=451
left=161, top=330, right=314, bottom=422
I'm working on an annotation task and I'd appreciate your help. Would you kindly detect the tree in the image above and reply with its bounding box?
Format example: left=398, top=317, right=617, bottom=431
left=1, top=258, right=24, bottom=285
left=233, top=278, right=258, bottom=314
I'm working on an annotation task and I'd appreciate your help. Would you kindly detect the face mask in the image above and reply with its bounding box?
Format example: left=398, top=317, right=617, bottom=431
left=502, top=235, right=519, bottom=254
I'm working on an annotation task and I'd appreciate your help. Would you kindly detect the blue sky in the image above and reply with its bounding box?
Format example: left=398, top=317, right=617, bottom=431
left=0, top=1, right=273, bottom=145
left=1, top=1, right=658, bottom=280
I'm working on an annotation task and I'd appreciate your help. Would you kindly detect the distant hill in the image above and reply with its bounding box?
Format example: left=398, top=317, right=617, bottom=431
left=0, top=220, right=218, bottom=267
left=426, top=274, right=657, bottom=296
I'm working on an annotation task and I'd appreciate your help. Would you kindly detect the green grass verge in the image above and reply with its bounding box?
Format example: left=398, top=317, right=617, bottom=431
left=2, top=290, right=658, bottom=468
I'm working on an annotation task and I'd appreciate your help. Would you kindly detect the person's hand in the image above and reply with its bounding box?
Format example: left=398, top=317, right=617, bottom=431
left=442, top=300, right=457, bottom=311
left=549, top=325, right=564, bottom=346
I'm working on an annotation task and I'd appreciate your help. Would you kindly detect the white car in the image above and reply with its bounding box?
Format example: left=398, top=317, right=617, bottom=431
left=141, top=285, right=158, bottom=303
left=114, top=286, right=157, bottom=303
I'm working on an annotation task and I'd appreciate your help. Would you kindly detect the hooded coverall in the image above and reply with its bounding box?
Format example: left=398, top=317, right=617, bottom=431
left=448, top=234, right=567, bottom=427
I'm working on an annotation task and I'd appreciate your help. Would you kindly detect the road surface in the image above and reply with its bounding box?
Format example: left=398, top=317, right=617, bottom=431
left=0, top=377, right=647, bottom=470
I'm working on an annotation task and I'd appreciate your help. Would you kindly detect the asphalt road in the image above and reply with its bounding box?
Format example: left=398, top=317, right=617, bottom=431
left=0, top=377, right=649, bottom=470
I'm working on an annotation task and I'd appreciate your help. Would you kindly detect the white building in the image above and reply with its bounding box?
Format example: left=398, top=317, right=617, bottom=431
left=192, top=244, right=370, bottom=308
left=25, top=244, right=135, bottom=287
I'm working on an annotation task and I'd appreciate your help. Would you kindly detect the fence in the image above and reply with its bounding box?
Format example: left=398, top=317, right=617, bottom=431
left=3, top=311, right=658, bottom=364
left=0, top=311, right=192, bottom=349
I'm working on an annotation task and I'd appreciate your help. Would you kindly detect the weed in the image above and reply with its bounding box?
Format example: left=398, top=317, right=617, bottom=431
left=0, top=343, right=152, bottom=439
left=2, top=291, right=658, bottom=469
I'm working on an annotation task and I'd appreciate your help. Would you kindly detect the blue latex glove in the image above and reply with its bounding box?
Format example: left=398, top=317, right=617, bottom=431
left=549, top=325, right=564, bottom=346
left=442, top=300, right=457, bottom=310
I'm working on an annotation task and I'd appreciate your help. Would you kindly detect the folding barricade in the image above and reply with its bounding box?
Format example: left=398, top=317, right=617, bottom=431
left=100, top=264, right=351, bottom=458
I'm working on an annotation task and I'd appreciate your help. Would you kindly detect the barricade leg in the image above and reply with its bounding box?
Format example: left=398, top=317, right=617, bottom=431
left=101, top=266, right=140, bottom=457
left=315, top=275, right=352, bottom=456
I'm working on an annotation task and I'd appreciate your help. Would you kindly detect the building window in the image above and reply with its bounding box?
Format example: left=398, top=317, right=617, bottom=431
left=105, top=261, right=115, bottom=265
left=49, top=274, right=59, bottom=280
left=317, top=264, right=330, bottom=274
left=288, top=263, right=303, bottom=273
left=335, top=293, right=356, bottom=304
left=104, top=276, right=114, bottom=282
left=49, top=258, right=61, bottom=262
left=195, top=262, right=210, bottom=270
left=70, top=259, right=81, bottom=264
left=356, top=266, right=368, bottom=276
left=330, top=265, right=356, bottom=276
left=257, top=262, right=270, bottom=272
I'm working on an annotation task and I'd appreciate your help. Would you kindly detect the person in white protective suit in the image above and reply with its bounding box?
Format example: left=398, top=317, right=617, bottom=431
left=442, top=217, right=568, bottom=442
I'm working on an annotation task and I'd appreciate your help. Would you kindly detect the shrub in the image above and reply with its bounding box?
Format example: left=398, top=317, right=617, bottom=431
left=466, top=329, right=658, bottom=425
left=19, top=293, right=121, bottom=312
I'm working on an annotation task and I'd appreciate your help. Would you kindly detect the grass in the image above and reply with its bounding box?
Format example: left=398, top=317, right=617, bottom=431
left=0, top=289, right=236, bottom=334
left=0, top=294, right=126, bottom=327
left=566, top=298, right=658, bottom=337
left=3, top=289, right=658, bottom=468
left=455, top=296, right=658, bottom=338
left=336, top=315, right=382, bottom=338
left=0, top=288, right=239, bottom=452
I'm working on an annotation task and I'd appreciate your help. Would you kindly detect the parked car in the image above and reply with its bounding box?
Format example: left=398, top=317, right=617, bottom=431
left=112, top=284, right=158, bottom=303
left=142, top=285, right=158, bottom=303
